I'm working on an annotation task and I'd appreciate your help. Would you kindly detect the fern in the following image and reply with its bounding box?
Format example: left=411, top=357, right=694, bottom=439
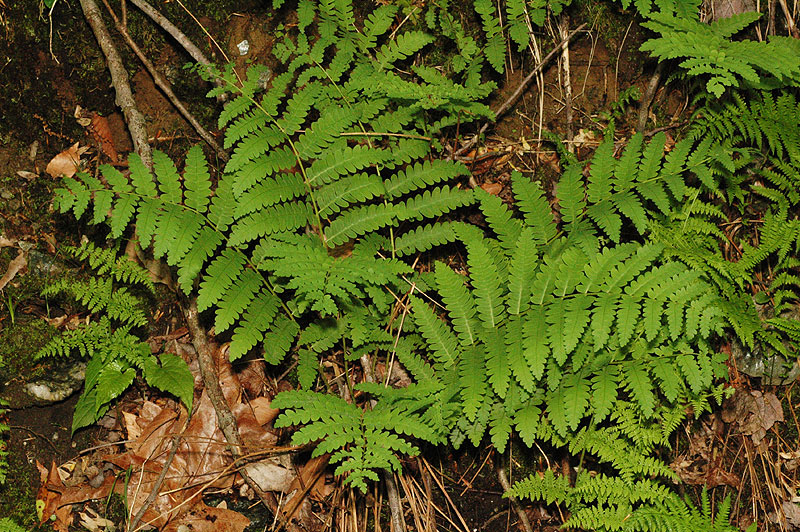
left=47, top=1, right=791, bottom=526
left=640, top=11, right=800, bottom=96
left=35, top=242, right=192, bottom=432
left=272, top=389, right=438, bottom=492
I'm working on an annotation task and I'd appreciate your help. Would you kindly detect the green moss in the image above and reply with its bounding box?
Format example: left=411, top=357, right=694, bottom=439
left=0, top=319, right=57, bottom=378
left=0, top=456, right=48, bottom=531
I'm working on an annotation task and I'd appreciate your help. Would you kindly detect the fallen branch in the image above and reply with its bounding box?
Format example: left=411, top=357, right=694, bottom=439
left=452, top=23, right=587, bottom=158
left=99, top=0, right=228, bottom=161
left=496, top=459, right=534, bottom=532
left=181, top=298, right=304, bottom=532
left=129, top=0, right=216, bottom=68
left=559, top=15, right=574, bottom=152
left=79, top=0, right=152, bottom=168
left=636, top=63, right=663, bottom=133
left=128, top=0, right=227, bottom=99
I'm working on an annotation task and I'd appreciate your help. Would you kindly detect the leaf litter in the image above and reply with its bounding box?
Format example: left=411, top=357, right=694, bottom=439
left=36, top=339, right=326, bottom=531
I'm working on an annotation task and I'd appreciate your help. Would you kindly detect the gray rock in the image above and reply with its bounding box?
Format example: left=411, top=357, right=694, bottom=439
left=2, top=360, right=86, bottom=408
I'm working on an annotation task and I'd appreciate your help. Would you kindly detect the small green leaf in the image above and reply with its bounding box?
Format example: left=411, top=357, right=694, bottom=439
left=143, top=354, right=194, bottom=411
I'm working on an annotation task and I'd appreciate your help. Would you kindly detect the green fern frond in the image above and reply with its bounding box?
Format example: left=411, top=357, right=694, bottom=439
left=394, top=221, right=465, bottom=256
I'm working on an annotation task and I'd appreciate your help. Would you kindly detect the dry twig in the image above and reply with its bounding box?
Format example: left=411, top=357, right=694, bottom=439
left=128, top=0, right=228, bottom=99
left=79, top=0, right=152, bottom=167
left=559, top=14, right=574, bottom=151
left=496, top=459, right=534, bottom=532
left=99, top=0, right=228, bottom=161
left=636, top=63, right=663, bottom=133
left=452, top=23, right=587, bottom=158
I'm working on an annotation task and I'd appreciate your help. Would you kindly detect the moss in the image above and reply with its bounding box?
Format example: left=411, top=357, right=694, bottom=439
left=0, top=456, right=49, bottom=531
left=0, top=319, right=57, bottom=378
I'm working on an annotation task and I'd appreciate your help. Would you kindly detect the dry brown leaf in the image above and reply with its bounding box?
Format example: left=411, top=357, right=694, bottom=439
left=244, top=459, right=295, bottom=492
left=38, top=344, right=285, bottom=532
left=122, top=410, right=141, bottom=441
left=281, top=455, right=330, bottom=525
left=78, top=508, right=115, bottom=532
left=16, top=170, right=38, bottom=180
left=45, top=143, right=89, bottom=178
left=722, top=389, right=784, bottom=444
left=36, top=461, right=74, bottom=531
left=162, top=502, right=251, bottom=532
left=0, top=250, right=27, bottom=291
left=249, top=396, right=280, bottom=426
left=89, top=113, right=119, bottom=163
left=480, top=182, right=503, bottom=195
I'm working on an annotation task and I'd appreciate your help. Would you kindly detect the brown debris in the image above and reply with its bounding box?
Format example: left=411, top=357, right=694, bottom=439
left=45, top=142, right=89, bottom=178
left=722, top=389, right=784, bottom=445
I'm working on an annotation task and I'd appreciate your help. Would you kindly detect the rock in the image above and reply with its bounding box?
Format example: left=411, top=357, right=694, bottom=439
left=1, top=360, right=86, bottom=408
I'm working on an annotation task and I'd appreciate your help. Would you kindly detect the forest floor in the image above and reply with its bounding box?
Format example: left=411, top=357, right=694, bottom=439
left=0, top=1, right=796, bottom=531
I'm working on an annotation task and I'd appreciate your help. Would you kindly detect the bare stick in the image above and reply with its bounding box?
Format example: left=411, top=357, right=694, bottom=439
left=128, top=0, right=213, bottom=67
left=100, top=0, right=228, bottom=161
left=636, top=62, right=663, bottom=133
left=496, top=460, right=533, bottom=532
left=182, top=298, right=303, bottom=532
left=453, top=23, right=587, bottom=158
left=359, top=353, right=408, bottom=532
left=559, top=15, right=575, bottom=151
left=79, top=0, right=152, bottom=168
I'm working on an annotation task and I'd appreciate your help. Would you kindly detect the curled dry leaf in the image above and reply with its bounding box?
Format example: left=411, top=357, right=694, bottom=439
left=16, top=170, right=38, bottom=180
left=45, top=142, right=89, bottom=178
left=480, top=181, right=504, bottom=195
left=89, top=112, right=119, bottom=163
left=36, top=461, right=74, bottom=532
left=722, top=389, right=784, bottom=445
left=0, top=250, right=27, bottom=291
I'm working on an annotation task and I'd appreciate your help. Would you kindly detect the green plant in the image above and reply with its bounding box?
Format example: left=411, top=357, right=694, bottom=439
left=648, top=89, right=800, bottom=378
left=3, top=294, right=14, bottom=326
left=624, top=0, right=800, bottom=97
left=0, top=399, right=8, bottom=484
left=47, top=0, right=800, bottom=529
left=0, top=518, right=27, bottom=532
left=35, top=242, right=193, bottom=432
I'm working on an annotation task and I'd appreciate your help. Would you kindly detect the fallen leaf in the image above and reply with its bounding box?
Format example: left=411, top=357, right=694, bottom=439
left=0, top=250, right=27, bottom=291
left=481, top=182, right=504, bottom=195
left=249, top=396, right=279, bottom=426
left=573, top=128, right=601, bottom=146
left=722, top=389, right=784, bottom=444
left=16, top=170, right=38, bottom=180
left=244, top=458, right=295, bottom=492
left=45, top=143, right=89, bottom=178
left=122, top=410, right=141, bottom=441
left=89, top=113, right=118, bottom=163
left=0, top=234, right=15, bottom=247
left=78, top=508, right=115, bottom=532
left=36, top=461, right=73, bottom=531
